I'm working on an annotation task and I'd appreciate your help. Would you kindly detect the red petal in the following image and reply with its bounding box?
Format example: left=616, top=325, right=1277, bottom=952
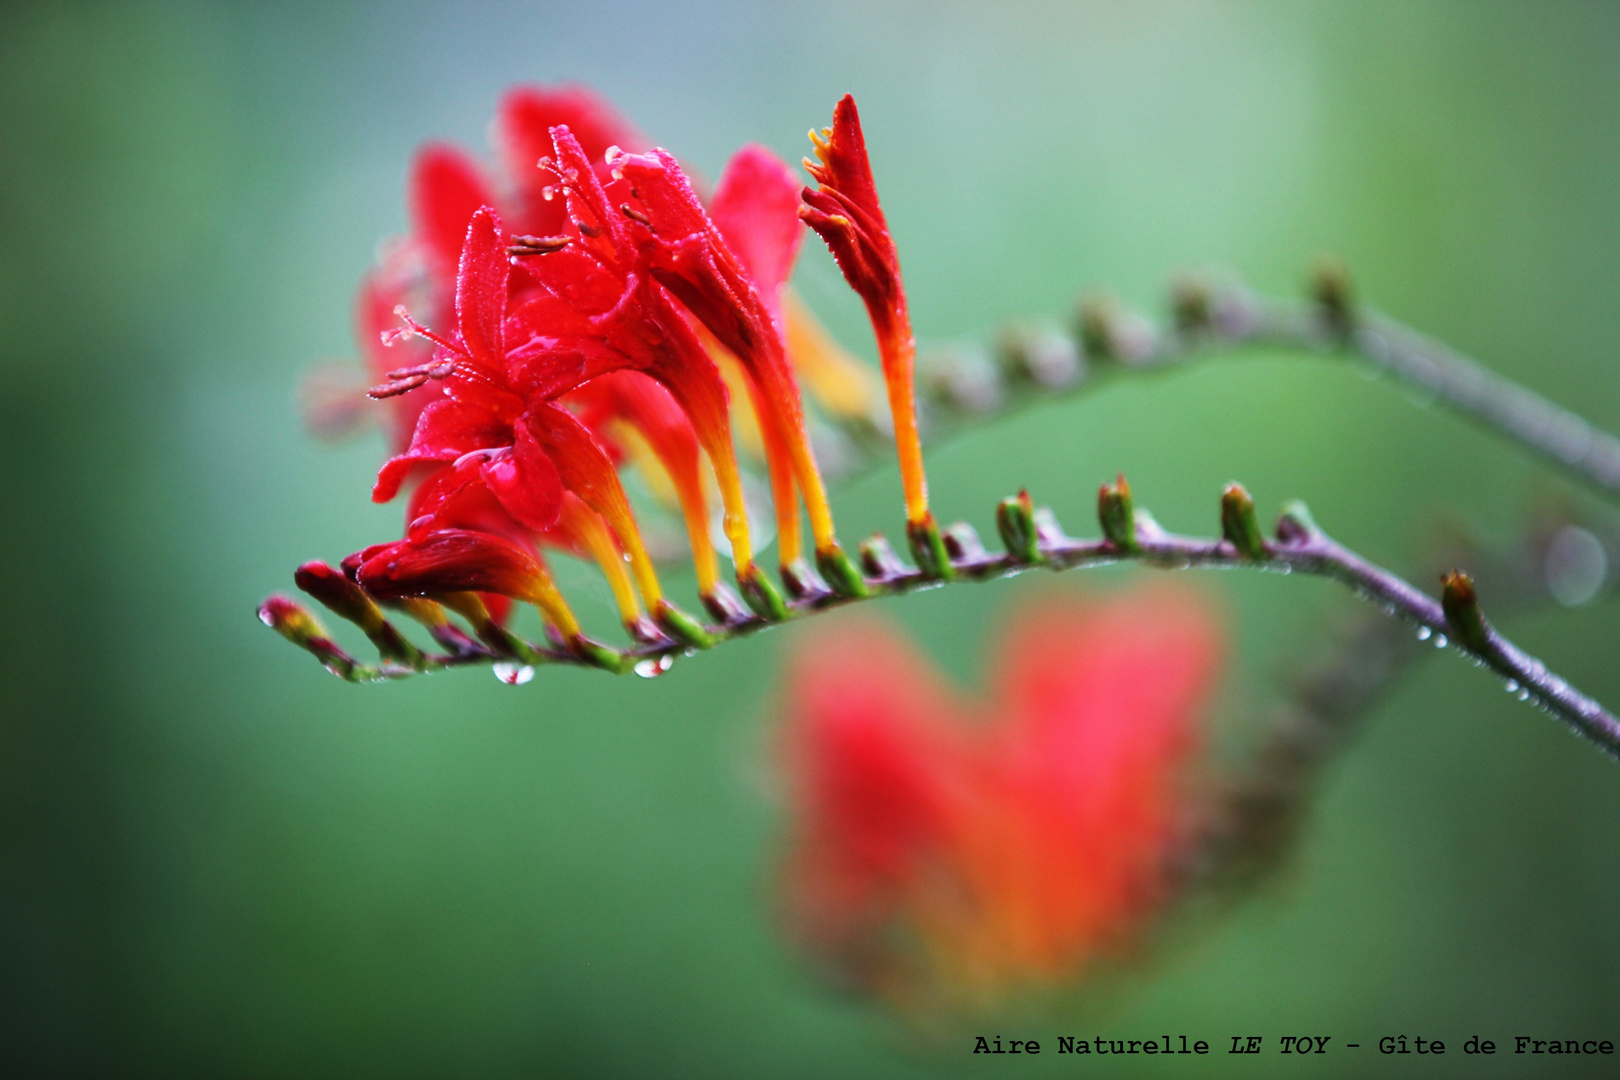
left=480, top=419, right=564, bottom=532
left=455, top=207, right=511, bottom=372
left=710, top=144, right=804, bottom=327
left=800, top=95, right=904, bottom=333
left=497, top=84, right=647, bottom=235
left=354, top=528, right=545, bottom=601
left=410, top=143, right=495, bottom=280
left=519, top=401, right=638, bottom=539
left=371, top=398, right=509, bottom=503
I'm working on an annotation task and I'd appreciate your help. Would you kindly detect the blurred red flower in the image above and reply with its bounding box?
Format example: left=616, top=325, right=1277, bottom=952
left=775, top=583, right=1224, bottom=1010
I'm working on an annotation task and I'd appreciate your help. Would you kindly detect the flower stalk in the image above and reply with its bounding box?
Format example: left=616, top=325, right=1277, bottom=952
left=267, top=474, right=1620, bottom=762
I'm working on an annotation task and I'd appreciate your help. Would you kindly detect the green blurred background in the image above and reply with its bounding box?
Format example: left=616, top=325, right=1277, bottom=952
left=6, top=1, right=1620, bottom=1075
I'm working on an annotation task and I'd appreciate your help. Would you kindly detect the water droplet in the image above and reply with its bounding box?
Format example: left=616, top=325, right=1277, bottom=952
left=1432, top=634, right=1448, bottom=649
left=1517, top=688, right=1532, bottom=702
left=1504, top=679, right=1520, bottom=694
left=634, top=655, right=674, bottom=678
left=492, top=662, right=534, bottom=685
left=1416, top=626, right=1432, bottom=641
left=257, top=609, right=276, bottom=627
left=542, top=186, right=556, bottom=201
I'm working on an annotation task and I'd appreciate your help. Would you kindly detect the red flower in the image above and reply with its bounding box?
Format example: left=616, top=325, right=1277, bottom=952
left=280, top=88, right=965, bottom=671
left=360, top=85, right=649, bottom=455
left=613, top=144, right=848, bottom=569
left=776, top=584, right=1224, bottom=1009
left=801, top=95, right=930, bottom=530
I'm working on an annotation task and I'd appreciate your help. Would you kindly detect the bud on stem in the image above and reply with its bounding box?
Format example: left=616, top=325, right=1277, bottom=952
left=1310, top=255, right=1354, bottom=340
left=907, top=513, right=955, bottom=580
left=1275, top=500, right=1321, bottom=545
left=257, top=595, right=357, bottom=680
left=295, top=561, right=424, bottom=667
left=816, top=543, right=870, bottom=598
left=739, top=564, right=788, bottom=621
left=859, top=533, right=910, bottom=579
left=655, top=600, right=716, bottom=650
left=1098, top=474, right=1137, bottom=552
left=1220, top=483, right=1267, bottom=559
left=1441, top=570, right=1493, bottom=653
left=996, top=489, right=1041, bottom=564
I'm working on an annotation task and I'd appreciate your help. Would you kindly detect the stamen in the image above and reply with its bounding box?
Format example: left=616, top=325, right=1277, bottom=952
left=508, top=234, right=572, bottom=256
left=391, top=305, right=460, bottom=353
left=367, top=372, right=429, bottom=399
left=619, top=203, right=652, bottom=228
left=576, top=221, right=602, bottom=239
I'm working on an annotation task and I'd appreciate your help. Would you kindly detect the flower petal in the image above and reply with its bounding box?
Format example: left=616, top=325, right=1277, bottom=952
left=480, top=416, right=565, bottom=532
left=410, top=143, right=495, bottom=281
left=354, top=528, right=548, bottom=602
left=497, top=84, right=648, bottom=236
left=454, top=207, right=511, bottom=373
left=371, top=398, right=509, bottom=503
left=710, top=144, right=804, bottom=329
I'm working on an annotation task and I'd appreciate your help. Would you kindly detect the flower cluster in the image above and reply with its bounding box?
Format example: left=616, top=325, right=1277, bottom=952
left=316, top=87, right=931, bottom=660
left=775, top=585, right=1223, bottom=1012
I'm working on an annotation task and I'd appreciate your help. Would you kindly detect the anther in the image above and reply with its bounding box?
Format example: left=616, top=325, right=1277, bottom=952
left=508, top=234, right=572, bottom=256
left=620, top=204, right=652, bottom=228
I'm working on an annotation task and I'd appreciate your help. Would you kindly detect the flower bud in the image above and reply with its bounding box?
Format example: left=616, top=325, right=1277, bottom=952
left=1219, top=483, right=1266, bottom=560
left=1098, top=474, right=1137, bottom=552
left=996, top=490, right=1041, bottom=564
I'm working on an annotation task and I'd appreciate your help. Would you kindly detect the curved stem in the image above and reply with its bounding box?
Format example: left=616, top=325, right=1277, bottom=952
left=907, top=286, right=1620, bottom=505
left=265, top=488, right=1620, bottom=762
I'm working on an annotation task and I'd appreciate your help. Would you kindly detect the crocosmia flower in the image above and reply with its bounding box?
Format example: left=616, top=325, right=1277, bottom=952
left=775, top=584, right=1223, bottom=1011
left=272, top=87, right=953, bottom=677
left=801, top=95, right=929, bottom=534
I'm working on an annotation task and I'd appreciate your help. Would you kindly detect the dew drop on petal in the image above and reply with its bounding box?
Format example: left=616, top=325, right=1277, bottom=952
left=1416, top=626, right=1432, bottom=641
left=1517, top=688, right=1532, bottom=702
left=634, top=655, right=674, bottom=679
left=1504, top=679, right=1520, bottom=694
left=492, top=662, right=534, bottom=685
left=1432, top=634, right=1448, bottom=649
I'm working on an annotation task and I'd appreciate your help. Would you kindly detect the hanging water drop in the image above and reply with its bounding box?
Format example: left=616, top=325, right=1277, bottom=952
left=1416, top=626, right=1432, bottom=641
left=1517, top=688, right=1532, bottom=702
left=634, top=654, right=674, bottom=679
left=1432, top=634, right=1448, bottom=649
left=1504, top=679, right=1520, bottom=694
left=492, top=661, right=534, bottom=685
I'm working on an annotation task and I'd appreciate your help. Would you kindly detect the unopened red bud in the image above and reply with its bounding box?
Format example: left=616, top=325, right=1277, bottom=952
left=257, top=595, right=356, bottom=679
left=295, top=560, right=423, bottom=667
